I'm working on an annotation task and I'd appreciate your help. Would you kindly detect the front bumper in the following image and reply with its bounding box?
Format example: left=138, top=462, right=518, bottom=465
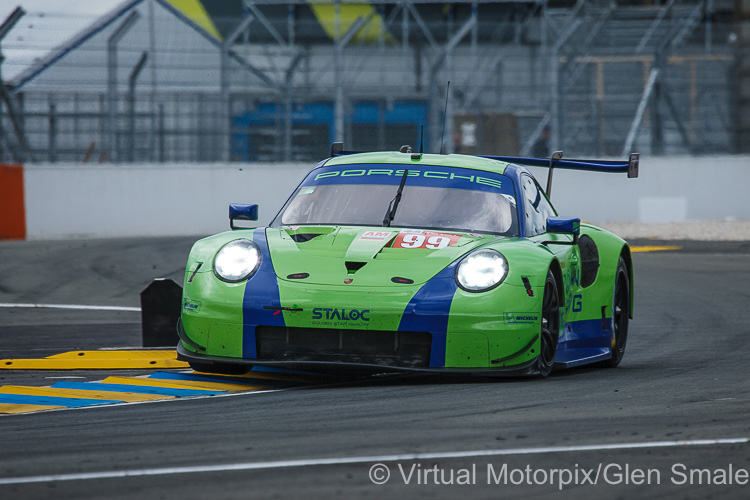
left=176, top=340, right=539, bottom=376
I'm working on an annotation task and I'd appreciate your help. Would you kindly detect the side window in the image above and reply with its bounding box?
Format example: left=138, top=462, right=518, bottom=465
left=534, top=179, right=557, bottom=230
left=521, top=174, right=557, bottom=236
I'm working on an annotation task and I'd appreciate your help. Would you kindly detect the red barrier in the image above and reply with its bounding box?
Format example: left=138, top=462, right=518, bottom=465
left=0, top=164, right=26, bottom=240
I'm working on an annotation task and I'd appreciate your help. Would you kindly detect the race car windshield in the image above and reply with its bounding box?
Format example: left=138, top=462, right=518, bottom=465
left=273, top=165, right=519, bottom=236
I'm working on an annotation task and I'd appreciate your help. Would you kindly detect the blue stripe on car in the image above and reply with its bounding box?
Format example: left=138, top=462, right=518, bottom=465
left=303, top=164, right=513, bottom=195
left=555, top=318, right=613, bottom=365
left=242, top=228, right=285, bottom=359
left=397, top=264, right=459, bottom=368
left=501, top=164, right=528, bottom=238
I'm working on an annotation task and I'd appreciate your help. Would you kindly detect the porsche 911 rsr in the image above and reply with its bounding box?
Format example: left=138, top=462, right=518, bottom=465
left=177, top=145, right=637, bottom=377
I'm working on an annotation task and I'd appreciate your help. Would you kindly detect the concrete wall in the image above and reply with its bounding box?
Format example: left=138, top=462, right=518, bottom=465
left=13, top=156, right=750, bottom=240
left=526, top=156, right=750, bottom=224
left=22, top=163, right=311, bottom=239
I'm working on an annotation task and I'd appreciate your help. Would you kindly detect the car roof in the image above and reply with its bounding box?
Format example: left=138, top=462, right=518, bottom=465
left=324, top=152, right=511, bottom=176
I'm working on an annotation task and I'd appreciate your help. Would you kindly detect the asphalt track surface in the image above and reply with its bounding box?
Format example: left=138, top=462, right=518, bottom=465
left=1, top=237, right=749, bottom=499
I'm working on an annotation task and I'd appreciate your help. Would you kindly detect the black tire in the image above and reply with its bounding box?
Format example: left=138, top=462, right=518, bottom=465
left=536, top=269, right=561, bottom=377
left=604, top=257, right=630, bottom=368
left=188, top=361, right=251, bottom=375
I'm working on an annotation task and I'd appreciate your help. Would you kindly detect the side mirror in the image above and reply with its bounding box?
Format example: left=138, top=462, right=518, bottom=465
left=229, top=203, right=258, bottom=230
left=547, top=216, right=580, bottom=235
left=545, top=216, right=580, bottom=245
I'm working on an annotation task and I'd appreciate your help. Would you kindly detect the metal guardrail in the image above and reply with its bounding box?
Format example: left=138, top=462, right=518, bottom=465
left=0, top=1, right=737, bottom=163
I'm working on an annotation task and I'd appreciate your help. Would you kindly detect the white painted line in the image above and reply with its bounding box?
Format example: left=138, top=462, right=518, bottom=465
left=0, top=303, right=140, bottom=312
left=0, top=437, right=746, bottom=485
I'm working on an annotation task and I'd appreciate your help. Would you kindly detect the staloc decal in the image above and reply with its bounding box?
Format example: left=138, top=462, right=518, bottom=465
left=312, top=308, right=371, bottom=321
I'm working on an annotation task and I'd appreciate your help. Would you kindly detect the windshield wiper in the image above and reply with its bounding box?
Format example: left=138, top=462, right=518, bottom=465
left=382, top=169, right=409, bottom=227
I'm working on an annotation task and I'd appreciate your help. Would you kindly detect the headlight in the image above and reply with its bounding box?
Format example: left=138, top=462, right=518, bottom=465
left=456, top=249, right=508, bottom=292
left=213, top=239, right=261, bottom=282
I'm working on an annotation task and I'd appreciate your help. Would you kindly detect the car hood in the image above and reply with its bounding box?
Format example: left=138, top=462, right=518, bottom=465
left=265, top=226, right=497, bottom=287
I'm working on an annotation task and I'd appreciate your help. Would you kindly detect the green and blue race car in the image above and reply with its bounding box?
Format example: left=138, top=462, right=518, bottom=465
left=177, top=145, right=638, bottom=377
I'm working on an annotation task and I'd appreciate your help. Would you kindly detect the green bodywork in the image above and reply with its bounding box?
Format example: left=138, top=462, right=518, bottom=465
left=179, top=152, right=633, bottom=373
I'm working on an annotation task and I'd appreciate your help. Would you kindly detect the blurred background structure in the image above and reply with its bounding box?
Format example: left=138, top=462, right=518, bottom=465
left=0, top=0, right=742, bottom=164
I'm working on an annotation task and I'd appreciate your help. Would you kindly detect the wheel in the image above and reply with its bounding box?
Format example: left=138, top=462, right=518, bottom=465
left=188, top=361, right=251, bottom=375
left=536, top=269, right=560, bottom=377
left=604, top=256, right=630, bottom=367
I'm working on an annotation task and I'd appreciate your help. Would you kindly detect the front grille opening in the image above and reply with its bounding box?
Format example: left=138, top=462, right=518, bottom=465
left=256, top=326, right=432, bottom=368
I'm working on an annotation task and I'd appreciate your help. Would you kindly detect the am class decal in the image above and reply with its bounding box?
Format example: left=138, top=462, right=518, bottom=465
left=360, top=231, right=393, bottom=241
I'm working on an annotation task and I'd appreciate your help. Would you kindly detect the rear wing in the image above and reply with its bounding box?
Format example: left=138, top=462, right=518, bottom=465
left=479, top=152, right=639, bottom=178
left=329, top=142, right=639, bottom=197
left=481, top=151, right=639, bottom=198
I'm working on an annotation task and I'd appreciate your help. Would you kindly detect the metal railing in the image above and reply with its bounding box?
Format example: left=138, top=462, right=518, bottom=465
left=0, top=0, right=737, bottom=163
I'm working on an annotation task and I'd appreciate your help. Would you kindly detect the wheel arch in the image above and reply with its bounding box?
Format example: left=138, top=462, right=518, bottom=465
left=578, top=224, right=634, bottom=320
left=619, top=245, right=634, bottom=319
left=548, top=257, right=565, bottom=309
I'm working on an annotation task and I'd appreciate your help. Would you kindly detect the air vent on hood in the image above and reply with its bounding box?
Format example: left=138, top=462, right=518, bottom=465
left=345, top=261, right=367, bottom=274
left=290, top=233, right=323, bottom=243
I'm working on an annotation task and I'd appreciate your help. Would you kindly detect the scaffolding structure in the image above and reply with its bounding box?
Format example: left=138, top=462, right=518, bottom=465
left=0, top=0, right=737, bottom=163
